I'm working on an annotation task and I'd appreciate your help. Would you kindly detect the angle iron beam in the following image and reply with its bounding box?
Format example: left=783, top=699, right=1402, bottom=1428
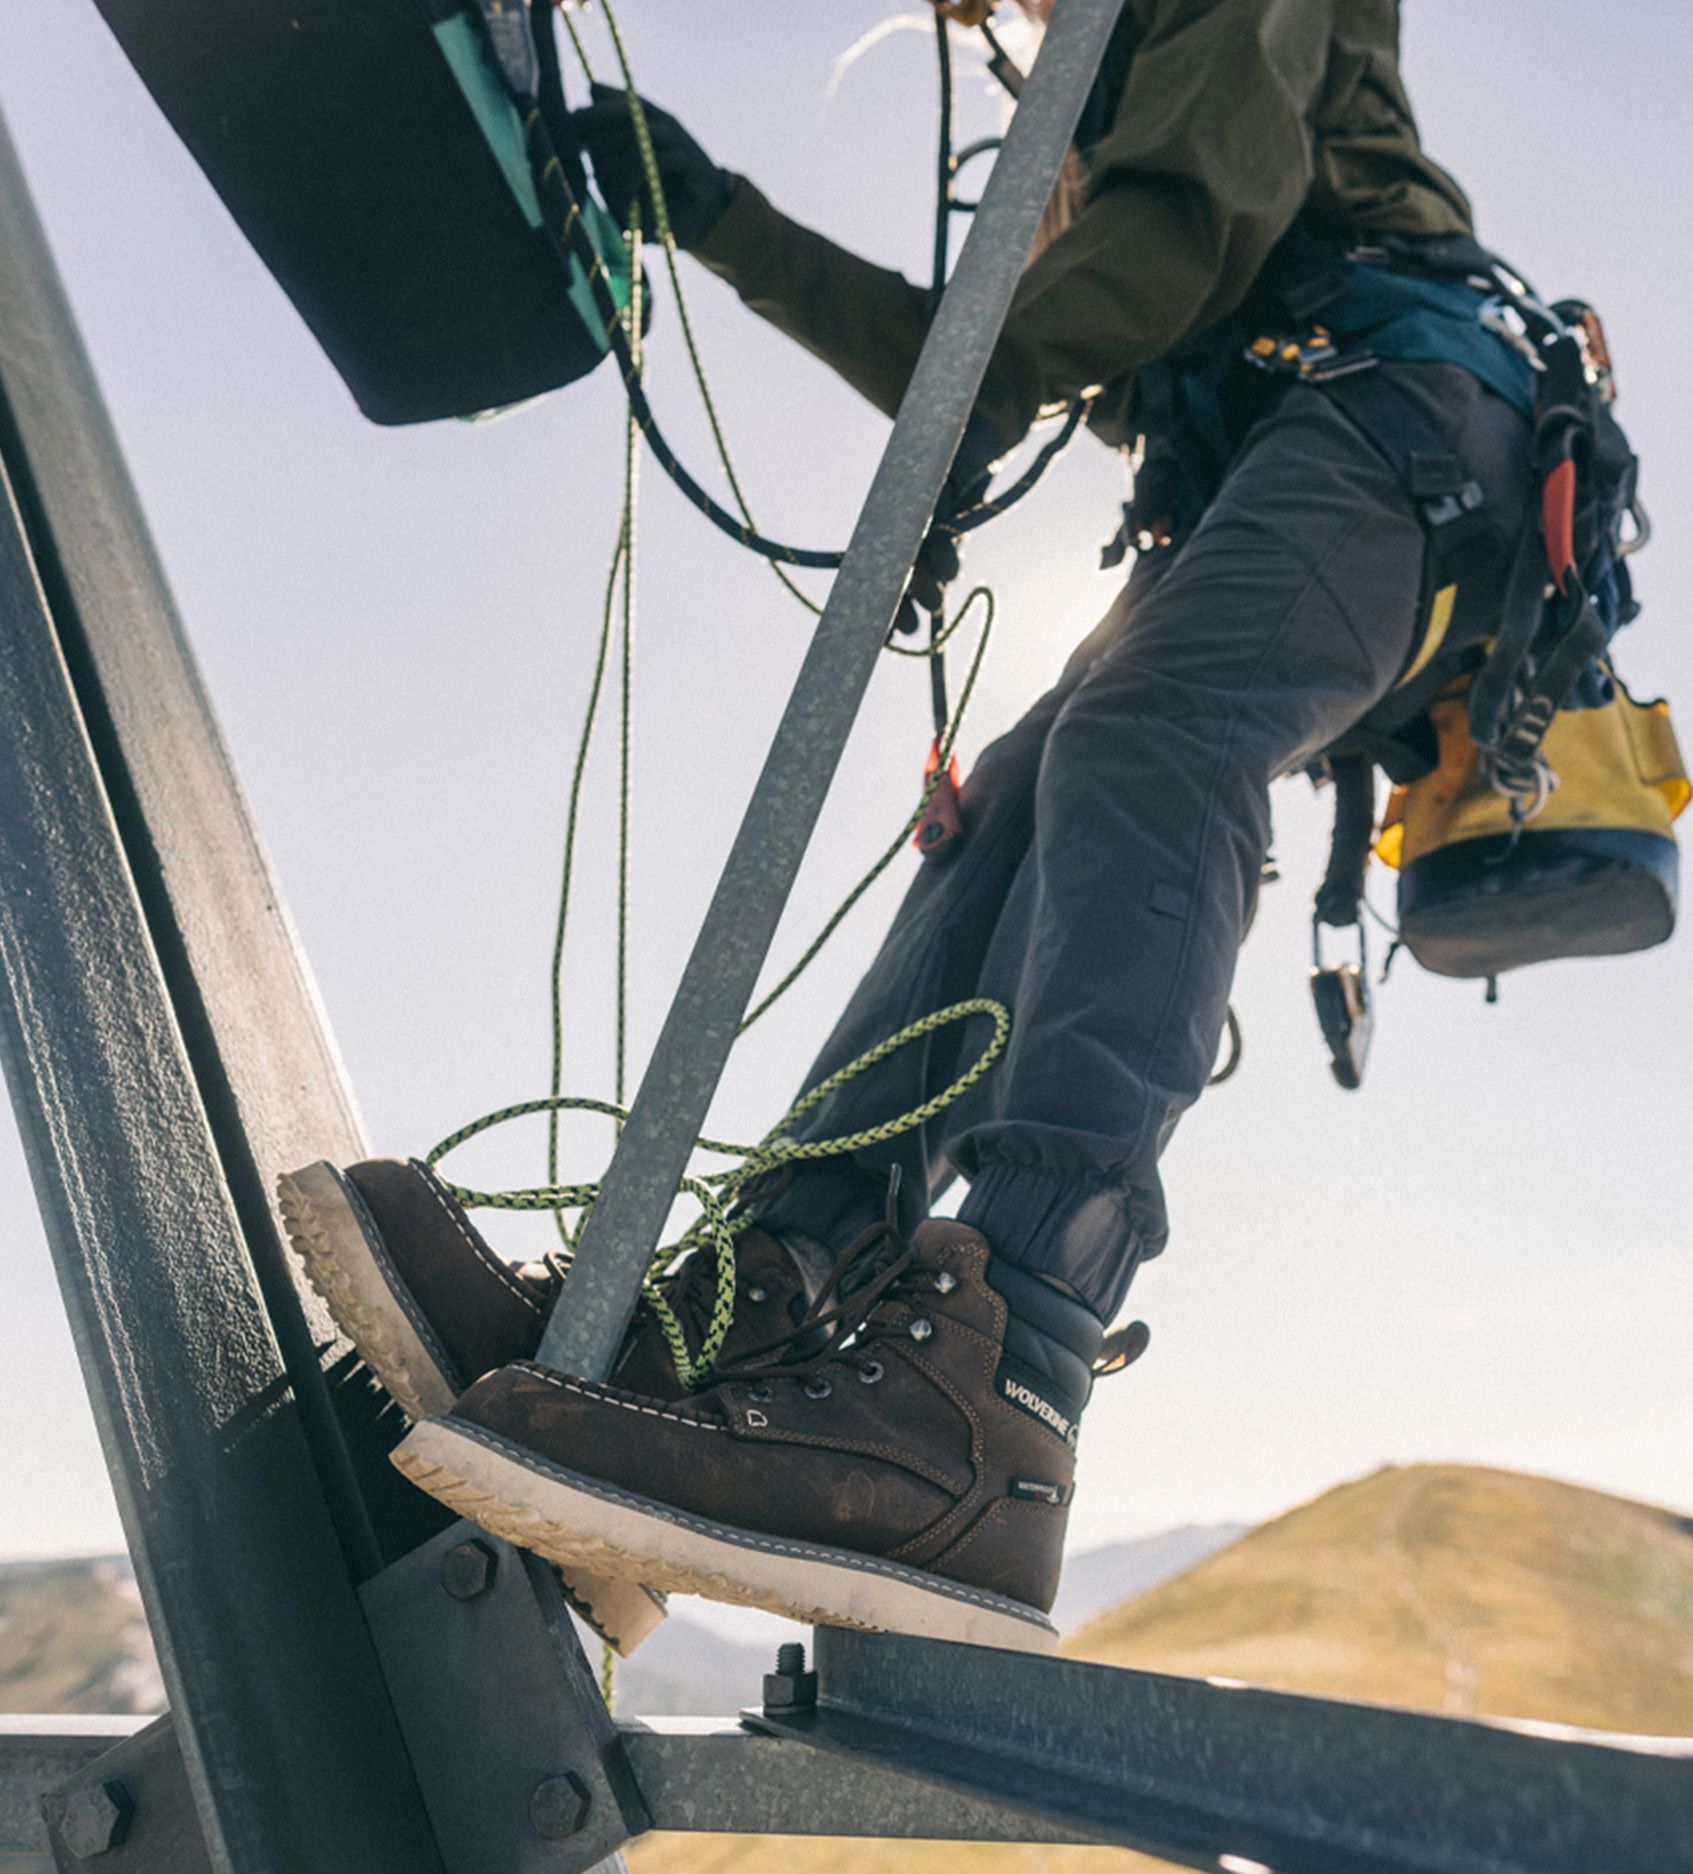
left=35, top=1717, right=213, bottom=1874
left=0, top=94, right=434, bottom=1572
left=0, top=126, right=443, bottom=1874
left=617, top=1720, right=1085, bottom=1841
left=735, top=1627, right=1693, bottom=1873
left=359, top=1525, right=645, bottom=1874
left=0, top=1720, right=143, bottom=1865
left=539, top=0, right=1130, bottom=1378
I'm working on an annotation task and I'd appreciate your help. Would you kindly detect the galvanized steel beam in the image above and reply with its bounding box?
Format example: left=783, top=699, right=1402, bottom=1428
left=739, top=1627, right=1693, bottom=1873
left=540, top=0, right=1130, bottom=1377
left=618, top=1719, right=1084, bottom=1841
left=360, top=1525, right=649, bottom=1874
left=0, top=106, right=444, bottom=1874
left=0, top=1718, right=142, bottom=1870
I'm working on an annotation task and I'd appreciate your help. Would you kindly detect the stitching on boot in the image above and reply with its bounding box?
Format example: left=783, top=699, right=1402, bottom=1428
left=412, top=1161, right=546, bottom=1315
left=515, top=1364, right=723, bottom=1431
left=433, top=1420, right=1054, bottom=1621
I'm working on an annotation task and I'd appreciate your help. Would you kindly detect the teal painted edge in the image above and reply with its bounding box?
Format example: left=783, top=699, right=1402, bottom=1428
left=431, top=11, right=632, bottom=363
left=431, top=15, right=543, bottom=228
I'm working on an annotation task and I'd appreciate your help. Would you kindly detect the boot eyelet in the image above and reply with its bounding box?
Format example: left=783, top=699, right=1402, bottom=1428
left=932, top=1270, right=958, bottom=1294
left=908, top=1318, right=935, bottom=1342
left=858, top=1360, right=885, bottom=1385
left=745, top=1383, right=775, bottom=1403
left=803, top=1376, right=833, bottom=1400
left=745, top=1285, right=769, bottom=1304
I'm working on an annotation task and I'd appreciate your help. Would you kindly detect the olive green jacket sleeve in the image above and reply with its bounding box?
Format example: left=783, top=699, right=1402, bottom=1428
left=692, top=0, right=1335, bottom=442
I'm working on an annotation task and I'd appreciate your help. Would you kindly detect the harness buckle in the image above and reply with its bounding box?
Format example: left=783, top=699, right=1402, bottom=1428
left=1311, top=918, right=1373, bottom=1091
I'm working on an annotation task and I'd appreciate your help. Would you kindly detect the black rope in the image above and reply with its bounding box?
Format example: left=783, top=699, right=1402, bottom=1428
left=518, top=7, right=1086, bottom=577
left=933, top=10, right=955, bottom=297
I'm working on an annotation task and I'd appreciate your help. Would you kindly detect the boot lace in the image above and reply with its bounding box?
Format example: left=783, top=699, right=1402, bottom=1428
left=710, top=1184, right=941, bottom=1391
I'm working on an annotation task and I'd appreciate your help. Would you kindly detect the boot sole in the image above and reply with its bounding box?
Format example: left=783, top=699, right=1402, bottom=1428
left=393, top=1415, right=1060, bottom=1656
left=277, top=1161, right=667, bottom=1657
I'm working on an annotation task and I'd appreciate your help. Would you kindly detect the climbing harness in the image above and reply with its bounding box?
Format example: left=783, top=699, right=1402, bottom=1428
left=1264, top=240, right=1683, bottom=1072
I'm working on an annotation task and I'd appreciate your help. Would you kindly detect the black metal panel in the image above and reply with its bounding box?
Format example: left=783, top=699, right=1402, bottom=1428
left=37, top=1718, right=213, bottom=1874
left=0, top=1719, right=141, bottom=1868
left=360, top=1528, right=646, bottom=1874
left=89, top=0, right=610, bottom=422
left=0, top=121, right=444, bottom=1874
left=740, top=1628, right=1693, bottom=1874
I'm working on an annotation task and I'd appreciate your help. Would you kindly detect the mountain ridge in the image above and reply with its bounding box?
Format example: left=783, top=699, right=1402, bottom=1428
left=626, top=1462, right=1693, bottom=1874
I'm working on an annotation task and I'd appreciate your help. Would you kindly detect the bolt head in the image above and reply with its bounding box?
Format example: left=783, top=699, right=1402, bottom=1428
left=530, top=1772, right=591, bottom=1841
left=441, top=1538, right=498, bottom=1601
left=59, top=1781, right=133, bottom=1859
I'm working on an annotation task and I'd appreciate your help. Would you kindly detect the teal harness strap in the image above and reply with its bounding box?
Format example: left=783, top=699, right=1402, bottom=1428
left=1320, top=261, right=1538, bottom=415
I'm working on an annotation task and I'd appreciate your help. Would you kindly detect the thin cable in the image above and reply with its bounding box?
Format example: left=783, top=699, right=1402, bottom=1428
left=547, top=516, right=625, bottom=1247
left=553, top=1, right=595, bottom=82
left=538, top=0, right=1083, bottom=577
left=616, top=222, right=641, bottom=1116
left=572, top=3, right=827, bottom=610
left=740, top=587, right=994, bottom=1032
left=932, top=10, right=955, bottom=296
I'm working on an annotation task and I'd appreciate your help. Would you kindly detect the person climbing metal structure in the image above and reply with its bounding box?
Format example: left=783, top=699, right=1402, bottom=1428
left=0, top=1, right=1686, bottom=1870
left=297, top=0, right=1680, bottom=1652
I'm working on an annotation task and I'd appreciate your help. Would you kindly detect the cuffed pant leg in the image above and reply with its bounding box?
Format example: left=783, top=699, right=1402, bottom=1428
left=950, top=376, right=1516, bottom=1316
left=756, top=577, right=1154, bottom=1249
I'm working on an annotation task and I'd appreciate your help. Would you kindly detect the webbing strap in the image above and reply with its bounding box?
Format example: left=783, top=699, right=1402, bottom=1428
left=1314, top=752, right=1377, bottom=930
left=1317, top=365, right=1493, bottom=688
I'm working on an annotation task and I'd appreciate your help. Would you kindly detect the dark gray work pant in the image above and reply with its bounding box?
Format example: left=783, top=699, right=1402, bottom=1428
left=760, top=363, right=1530, bottom=1322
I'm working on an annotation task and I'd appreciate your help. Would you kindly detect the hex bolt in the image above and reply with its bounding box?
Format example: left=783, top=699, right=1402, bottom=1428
left=58, top=1780, right=134, bottom=1859
left=440, top=1538, right=498, bottom=1601
left=529, top=1772, right=591, bottom=1841
left=763, top=1640, right=818, bottom=1715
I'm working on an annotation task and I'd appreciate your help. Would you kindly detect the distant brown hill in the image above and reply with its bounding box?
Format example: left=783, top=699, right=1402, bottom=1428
left=628, top=1464, right=1693, bottom=1874
left=0, top=1558, right=162, bottom=1716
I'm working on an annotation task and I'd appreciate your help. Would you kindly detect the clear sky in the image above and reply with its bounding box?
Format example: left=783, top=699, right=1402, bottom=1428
left=0, top=1, right=1688, bottom=1569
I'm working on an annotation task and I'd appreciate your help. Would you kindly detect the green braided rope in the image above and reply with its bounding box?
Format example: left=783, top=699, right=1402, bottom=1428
left=426, top=996, right=1009, bottom=1383
left=616, top=229, right=641, bottom=1112
left=546, top=211, right=645, bottom=1251
left=572, top=0, right=824, bottom=616
left=740, top=587, right=994, bottom=1033
left=554, top=3, right=595, bottom=82
left=471, top=9, right=1022, bottom=1700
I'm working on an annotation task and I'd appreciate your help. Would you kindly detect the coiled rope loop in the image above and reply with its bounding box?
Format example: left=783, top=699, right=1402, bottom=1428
left=426, top=996, right=1009, bottom=1388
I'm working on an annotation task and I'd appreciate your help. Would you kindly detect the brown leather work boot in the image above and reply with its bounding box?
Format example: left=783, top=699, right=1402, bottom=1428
left=277, top=1156, right=809, bottom=1651
left=391, top=1221, right=1095, bottom=1655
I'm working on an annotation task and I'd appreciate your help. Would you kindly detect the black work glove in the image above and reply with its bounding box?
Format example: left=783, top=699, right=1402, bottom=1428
left=569, top=83, right=736, bottom=250
left=892, top=412, right=1009, bottom=638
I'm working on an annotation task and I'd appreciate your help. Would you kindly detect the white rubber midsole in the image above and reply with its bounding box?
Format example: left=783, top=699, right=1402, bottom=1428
left=278, top=1161, right=459, bottom=1421
left=278, top=1160, right=667, bottom=1657
left=393, top=1415, right=1058, bottom=1656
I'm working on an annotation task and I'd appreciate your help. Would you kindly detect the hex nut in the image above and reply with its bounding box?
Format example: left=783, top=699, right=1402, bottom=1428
left=529, top=1772, right=591, bottom=1841
left=440, top=1539, right=498, bottom=1601
left=762, top=1642, right=818, bottom=1714
left=59, top=1780, right=134, bottom=1859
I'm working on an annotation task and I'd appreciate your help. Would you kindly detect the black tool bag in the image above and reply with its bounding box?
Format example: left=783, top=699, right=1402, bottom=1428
left=93, top=0, right=620, bottom=424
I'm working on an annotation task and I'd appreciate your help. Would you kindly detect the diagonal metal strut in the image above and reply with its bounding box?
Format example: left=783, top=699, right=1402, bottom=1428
left=539, top=0, right=1129, bottom=1379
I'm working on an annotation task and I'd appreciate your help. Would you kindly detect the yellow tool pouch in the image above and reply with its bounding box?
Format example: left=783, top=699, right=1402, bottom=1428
left=1376, top=677, right=1687, bottom=980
